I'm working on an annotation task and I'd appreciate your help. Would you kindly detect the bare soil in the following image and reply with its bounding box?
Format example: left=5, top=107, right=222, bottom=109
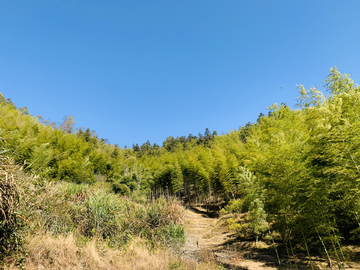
left=180, top=206, right=360, bottom=270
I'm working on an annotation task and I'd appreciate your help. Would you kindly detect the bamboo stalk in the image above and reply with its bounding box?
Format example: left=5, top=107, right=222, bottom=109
left=332, top=229, right=346, bottom=262
left=330, top=232, right=342, bottom=270
left=289, top=234, right=298, bottom=270
left=268, top=229, right=281, bottom=266
left=316, top=228, right=332, bottom=268
left=302, top=231, right=314, bottom=270
left=285, top=239, right=293, bottom=268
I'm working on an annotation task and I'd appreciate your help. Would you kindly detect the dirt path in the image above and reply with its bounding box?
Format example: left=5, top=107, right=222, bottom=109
left=181, top=207, right=279, bottom=270
left=180, top=207, right=360, bottom=270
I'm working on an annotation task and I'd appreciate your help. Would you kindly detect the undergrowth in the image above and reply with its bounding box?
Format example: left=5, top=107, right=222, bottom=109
left=22, top=179, right=185, bottom=247
left=0, top=155, right=27, bottom=269
left=1, top=160, right=186, bottom=269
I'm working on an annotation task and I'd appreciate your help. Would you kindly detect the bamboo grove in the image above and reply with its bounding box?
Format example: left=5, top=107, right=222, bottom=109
left=1, top=67, right=360, bottom=267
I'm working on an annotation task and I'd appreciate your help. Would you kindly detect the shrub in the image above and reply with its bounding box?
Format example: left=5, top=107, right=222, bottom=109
left=224, top=198, right=243, bottom=213
left=112, top=182, right=131, bottom=195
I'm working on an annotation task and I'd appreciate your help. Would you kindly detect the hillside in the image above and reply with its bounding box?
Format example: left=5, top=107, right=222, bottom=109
left=1, top=67, right=360, bottom=269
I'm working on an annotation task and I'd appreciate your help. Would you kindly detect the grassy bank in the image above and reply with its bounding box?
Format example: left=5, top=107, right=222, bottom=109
left=1, top=159, right=188, bottom=269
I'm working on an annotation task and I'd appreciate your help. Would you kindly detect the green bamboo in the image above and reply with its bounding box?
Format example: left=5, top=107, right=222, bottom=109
left=329, top=232, right=342, bottom=270
left=268, top=229, right=281, bottom=266
left=284, top=232, right=293, bottom=268
left=316, top=228, right=332, bottom=268
left=302, top=231, right=314, bottom=270
left=333, top=230, right=346, bottom=262
left=289, top=236, right=298, bottom=270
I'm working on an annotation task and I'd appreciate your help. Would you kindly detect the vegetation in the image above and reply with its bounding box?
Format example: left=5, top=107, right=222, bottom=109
left=0, top=155, right=27, bottom=268
left=1, top=67, right=360, bottom=269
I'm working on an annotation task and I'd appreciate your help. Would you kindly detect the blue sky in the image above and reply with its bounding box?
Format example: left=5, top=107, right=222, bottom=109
left=1, top=0, right=359, bottom=147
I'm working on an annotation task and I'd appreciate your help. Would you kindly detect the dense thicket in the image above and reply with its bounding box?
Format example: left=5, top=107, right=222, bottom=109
left=1, top=67, right=360, bottom=267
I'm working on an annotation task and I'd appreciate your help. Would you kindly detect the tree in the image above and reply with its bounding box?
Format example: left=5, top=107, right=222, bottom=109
left=248, top=199, right=268, bottom=247
left=83, top=128, right=92, bottom=142
left=18, top=107, right=29, bottom=115
left=0, top=92, right=6, bottom=104
left=133, top=143, right=141, bottom=157
left=111, top=144, right=120, bottom=158
left=239, top=122, right=252, bottom=143
left=59, top=115, right=76, bottom=134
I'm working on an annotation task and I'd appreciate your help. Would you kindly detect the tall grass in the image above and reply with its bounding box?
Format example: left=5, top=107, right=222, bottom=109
left=0, top=155, right=27, bottom=268
left=15, top=178, right=185, bottom=248
left=1, top=154, right=190, bottom=269
left=1, top=158, right=222, bottom=269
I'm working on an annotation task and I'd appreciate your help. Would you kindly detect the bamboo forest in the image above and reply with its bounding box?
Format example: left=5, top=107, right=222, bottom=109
left=2, top=67, right=360, bottom=269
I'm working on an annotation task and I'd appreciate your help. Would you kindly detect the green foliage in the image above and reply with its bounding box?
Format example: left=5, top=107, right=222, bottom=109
left=131, top=189, right=147, bottom=204
left=153, top=162, right=183, bottom=194
left=248, top=198, right=268, bottom=238
left=295, top=85, right=325, bottom=108
left=224, top=199, right=243, bottom=213
left=84, top=191, right=123, bottom=242
left=223, top=167, right=268, bottom=242
left=226, top=199, right=268, bottom=243
left=169, top=261, right=183, bottom=270
left=0, top=97, right=126, bottom=184
left=163, top=223, right=185, bottom=248
left=112, top=182, right=131, bottom=195
left=14, top=178, right=185, bottom=249
left=0, top=92, right=6, bottom=104
left=325, top=66, right=359, bottom=95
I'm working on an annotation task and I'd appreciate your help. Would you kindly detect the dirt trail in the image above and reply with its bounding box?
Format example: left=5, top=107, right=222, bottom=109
left=181, top=207, right=278, bottom=270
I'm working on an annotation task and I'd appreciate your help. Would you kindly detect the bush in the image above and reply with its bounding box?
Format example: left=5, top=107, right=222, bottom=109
left=224, top=199, right=243, bottom=213
left=112, top=182, right=130, bottom=196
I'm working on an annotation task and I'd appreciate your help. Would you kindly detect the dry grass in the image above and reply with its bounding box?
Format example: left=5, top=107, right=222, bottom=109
left=3, top=235, right=173, bottom=270
left=0, top=234, right=220, bottom=270
left=0, top=155, right=28, bottom=268
left=1, top=233, right=221, bottom=270
left=0, top=155, right=19, bottom=225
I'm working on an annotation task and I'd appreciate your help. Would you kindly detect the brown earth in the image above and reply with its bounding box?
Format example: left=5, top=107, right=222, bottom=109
left=181, top=206, right=278, bottom=270
left=180, top=206, right=360, bottom=270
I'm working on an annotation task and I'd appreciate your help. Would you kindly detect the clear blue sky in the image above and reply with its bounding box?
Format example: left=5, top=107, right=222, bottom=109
left=1, top=0, right=359, bottom=147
